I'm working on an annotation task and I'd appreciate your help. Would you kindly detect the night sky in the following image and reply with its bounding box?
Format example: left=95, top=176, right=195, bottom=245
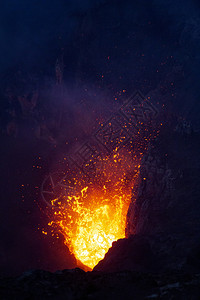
left=0, top=0, right=200, bottom=276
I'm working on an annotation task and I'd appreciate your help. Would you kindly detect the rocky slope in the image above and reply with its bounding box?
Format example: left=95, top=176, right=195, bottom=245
left=1, top=268, right=200, bottom=299
left=94, top=126, right=200, bottom=276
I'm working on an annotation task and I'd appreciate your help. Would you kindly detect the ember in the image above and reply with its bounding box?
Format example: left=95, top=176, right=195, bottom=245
left=47, top=149, right=141, bottom=269
left=42, top=91, right=160, bottom=270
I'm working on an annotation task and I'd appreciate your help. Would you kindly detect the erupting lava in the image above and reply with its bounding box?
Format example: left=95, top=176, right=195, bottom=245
left=55, top=187, right=132, bottom=269
left=41, top=93, right=161, bottom=269
left=46, top=148, right=141, bottom=269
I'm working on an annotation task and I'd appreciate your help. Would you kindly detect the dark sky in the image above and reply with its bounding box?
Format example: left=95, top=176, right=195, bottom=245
left=0, top=0, right=200, bottom=276
left=0, top=1, right=98, bottom=70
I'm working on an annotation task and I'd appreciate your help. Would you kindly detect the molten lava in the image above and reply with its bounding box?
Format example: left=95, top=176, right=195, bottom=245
left=55, top=186, right=134, bottom=269
left=47, top=149, right=141, bottom=269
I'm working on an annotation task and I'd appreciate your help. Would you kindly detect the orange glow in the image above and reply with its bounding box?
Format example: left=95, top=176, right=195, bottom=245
left=57, top=189, right=131, bottom=269
left=40, top=92, right=162, bottom=270
left=47, top=148, right=141, bottom=270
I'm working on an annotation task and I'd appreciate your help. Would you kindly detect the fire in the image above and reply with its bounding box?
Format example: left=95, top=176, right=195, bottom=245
left=40, top=93, right=161, bottom=270
left=47, top=148, right=141, bottom=270
left=56, top=188, right=132, bottom=269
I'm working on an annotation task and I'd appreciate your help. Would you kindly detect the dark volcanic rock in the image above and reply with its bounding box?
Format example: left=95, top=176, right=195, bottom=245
left=94, top=235, right=158, bottom=273
left=1, top=268, right=200, bottom=299
left=94, top=127, right=200, bottom=274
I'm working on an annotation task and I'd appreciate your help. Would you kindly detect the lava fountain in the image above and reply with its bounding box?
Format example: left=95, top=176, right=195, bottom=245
left=40, top=91, right=161, bottom=270
left=46, top=148, right=141, bottom=270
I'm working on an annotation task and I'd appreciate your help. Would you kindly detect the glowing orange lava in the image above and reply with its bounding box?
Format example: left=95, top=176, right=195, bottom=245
left=56, top=187, right=133, bottom=269
left=47, top=149, right=141, bottom=269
